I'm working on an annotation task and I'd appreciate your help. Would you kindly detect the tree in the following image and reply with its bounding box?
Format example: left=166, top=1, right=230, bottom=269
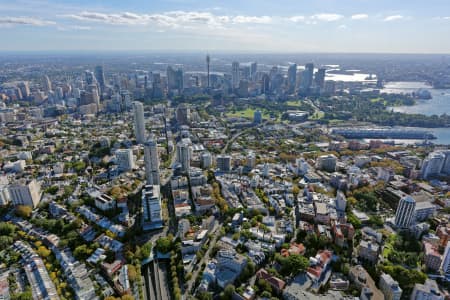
left=155, top=237, right=172, bottom=254
left=127, top=265, right=137, bottom=282
left=275, top=253, right=309, bottom=276
left=37, top=246, right=51, bottom=258
left=15, top=205, right=32, bottom=218
left=141, top=241, right=152, bottom=259
left=197, top=292, right=213, bottom=300
left=223, top=284, right=235, bottom=299
left=0, top=222, right=16, bottom=236
left=73, top=244, right=92, bottom=261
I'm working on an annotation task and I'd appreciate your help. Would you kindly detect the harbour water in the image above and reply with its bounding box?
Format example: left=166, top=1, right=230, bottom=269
left=383, top=82, right=450, bottom=145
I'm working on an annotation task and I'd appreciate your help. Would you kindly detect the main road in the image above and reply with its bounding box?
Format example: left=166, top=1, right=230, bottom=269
left=184, top=223, right=221, bottom=296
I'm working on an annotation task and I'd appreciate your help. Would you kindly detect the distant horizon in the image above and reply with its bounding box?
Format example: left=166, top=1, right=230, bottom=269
left=1, top=50, right=450, bottom=56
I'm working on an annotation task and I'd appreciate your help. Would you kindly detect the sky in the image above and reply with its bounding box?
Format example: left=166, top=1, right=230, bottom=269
left=1, top=0, right=450, bottom=53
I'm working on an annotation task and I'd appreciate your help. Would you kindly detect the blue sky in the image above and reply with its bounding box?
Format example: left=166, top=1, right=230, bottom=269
left=1, top=0, right=450, bottom=53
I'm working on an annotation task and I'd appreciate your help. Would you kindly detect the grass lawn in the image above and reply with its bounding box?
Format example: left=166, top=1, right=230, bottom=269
left=286, top=100, right=302, bottom=107
left=227, top=108, right=276, bottom=121
left=309, top=111, right=325, bottom=120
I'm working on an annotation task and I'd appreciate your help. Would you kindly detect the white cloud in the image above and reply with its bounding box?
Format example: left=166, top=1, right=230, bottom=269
left=310, top=13, right=344, bottom=22
left=232, top=15, right=271, bottom=24
left=383, top=15, right=404, bottom=22
left=0, top=16, right=56, bottom=26
left=338, top=24, right=348, bottom=30
left=351, top=14, right=368, bottom=20
left=57, top=25, right=91, bottom=31
left=64, top=11, right=272, bottom=29
left=288, top=13, right=343, bottom=24
left=289, top=15, right=305, bottom=22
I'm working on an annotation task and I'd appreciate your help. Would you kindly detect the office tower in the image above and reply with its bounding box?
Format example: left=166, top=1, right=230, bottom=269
left=142, top=185, right=162, bottom=229
left=206, top=54, right=210, bottom=88
left=94, top=65, right=106, bottom=91
left=442, top=242, right=450, bottom=277
left=324, top=80, right=336, bottom=95
left=144, top=137, right=160, bottom=185
left=79, top=89, right=98, bottom=106
left=247, top=152, right=256, bottom=168
left=8, top=179, right=42, bottom=208
left=315, top=68, right=326, bottom=89
left=152, top=73, right=163, bottom=98
left=420, top=151, right=446, bottom=179
left=115, top=149, right=135, bottom=171
left=18, top=82, right=30, bottom=99
left=216, top=155, right=232, bottom=172
left=253, top=110, right=262, bottom=124
left=176, top=142, right=190, bottom=173
left=261, top=74, right=270, bottom=94
left=394, top=195, right=416, bottom=229
left=288, top=64, right=297, bottom=93
left=42, top=75, right=52, bottom=92
left=238, top=80, right=249, bottom=98
left=86, top=84, right=100, bottom=105
left=301, top=63, right=314, bottom=91
left=271, top=74, right=284, bottom=92
left=269, top=66, right=278, bottom=79
left=55, top=87, right=64, bottom=100
left=241, top=66, right=251, bottom=80
left=176, top=104, right=190, bottom=125
left=201, top=152, right=212, bottom=169
left=232, top=61, right=240, bottom=89
left=175, top=68, right=184, bottom=92
left=133, top=101, right=145, bottom=144
left=167, top=66, right=176, bottom=91
left=250, top=62, right=257, bottom=81
left=85, top=71, right=97, bottom=85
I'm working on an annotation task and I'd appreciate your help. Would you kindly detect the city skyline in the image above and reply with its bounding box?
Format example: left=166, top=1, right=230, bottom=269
left=2, top=0, right=450, bottom=53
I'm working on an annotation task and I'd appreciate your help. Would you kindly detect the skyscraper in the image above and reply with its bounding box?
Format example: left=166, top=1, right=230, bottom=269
left=301, top=63, right=314, bottom=92
left=85, top=71, right=97, bottom=86
left=288, top=64, right=297, bottom=93
left=394, top=195, right=416, bottom=229
left=177, top=142, right=190, bottom=173
left=115, top=149, right=135, bottom=171
left=144, top=137, right=160, bottom=185
left=42, top=75, right=52, bottom=92
left=232, top=61, right=240, bottom=89
left=315, top=68, right=326, bottom=89
left=18, top=82, right=30, bottom=99
left=250, top=62, right=257, bottom=81
left=133, top=101, right=145, bottom=144
left=206, top=54, right=210, bottom=88
left=261, top=74, right=270, bottom=94
left=94, top=65, right=106, bottom=91
left=141, top=185, right=163, bottom=230
left=152, top=73, right=163, bottom=99
left=421, top=151, right=446, bottom=179
left=175, top=68, right=184, bottom=92
left=176, top=104, right=190, bottom=125
left=167, top=65, right=177, bottom=91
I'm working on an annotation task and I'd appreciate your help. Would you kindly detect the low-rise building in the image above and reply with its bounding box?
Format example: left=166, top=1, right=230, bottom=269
left=379, top=273, right=402, bottom=300
left=423, top=242, right=442, bottom=272
left=358, top=240, right=380, bottom=264
left=410, top=279, right=444, bottom=300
